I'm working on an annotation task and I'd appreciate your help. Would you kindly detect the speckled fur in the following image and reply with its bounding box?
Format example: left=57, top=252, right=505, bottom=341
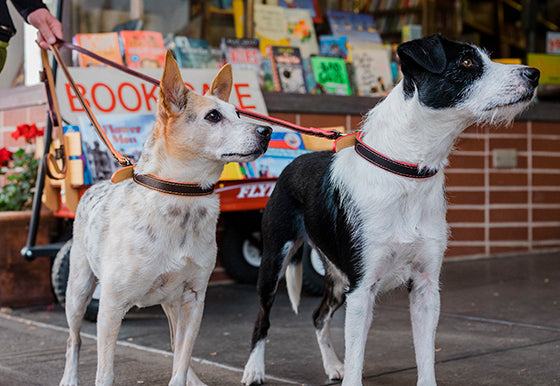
left=59, top=53, right=270, bottom=386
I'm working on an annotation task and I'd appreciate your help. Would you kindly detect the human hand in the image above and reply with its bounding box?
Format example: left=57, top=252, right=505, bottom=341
left=27, top=8, right=63, bottom=50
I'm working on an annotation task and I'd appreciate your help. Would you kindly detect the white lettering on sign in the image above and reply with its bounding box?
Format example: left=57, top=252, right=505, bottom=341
left=236, top=183, right=275, bottom=199
left=56, top=68, right=268, bottom=124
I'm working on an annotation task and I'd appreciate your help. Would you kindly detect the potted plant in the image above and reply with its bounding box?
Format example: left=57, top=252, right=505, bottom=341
left=0, top=123, right=56, bottom=308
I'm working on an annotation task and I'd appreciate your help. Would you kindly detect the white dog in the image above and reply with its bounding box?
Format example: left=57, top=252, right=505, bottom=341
left=242, top=34, right=539, bottom=385
left=59, top=52, right=271, bottom=385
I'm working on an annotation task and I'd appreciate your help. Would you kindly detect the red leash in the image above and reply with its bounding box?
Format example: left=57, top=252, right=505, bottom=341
left=53, top=39, right=343, bottom=140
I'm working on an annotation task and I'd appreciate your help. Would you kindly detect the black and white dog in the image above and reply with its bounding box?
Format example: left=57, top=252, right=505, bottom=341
left=242, top=35, right=539, bottom=385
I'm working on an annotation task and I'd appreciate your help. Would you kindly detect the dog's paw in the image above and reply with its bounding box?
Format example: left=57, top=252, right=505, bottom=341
left=325, top=361, right=344, bottom=381
left=59, top=375, right=78, bottom=386
left=241, top=365, right=265, bottom=385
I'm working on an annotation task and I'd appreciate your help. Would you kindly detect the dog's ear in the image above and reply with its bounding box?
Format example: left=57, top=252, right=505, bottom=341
left=160, top=50, right=189, bottom=112
left=397, top=34, right=447, bottom=76
left=205, top=63, right=233, bottom=102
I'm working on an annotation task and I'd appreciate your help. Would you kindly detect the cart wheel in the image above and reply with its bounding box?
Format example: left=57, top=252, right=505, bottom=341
left=302, top=244, right=325, bottom=296
left=51, top=239, right=99, bottom=322
left=220, top=227, right=262, bottom=284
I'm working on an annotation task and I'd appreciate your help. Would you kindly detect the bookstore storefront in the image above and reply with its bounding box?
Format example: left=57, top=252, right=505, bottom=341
left=1, top=0, right=559, bottom=282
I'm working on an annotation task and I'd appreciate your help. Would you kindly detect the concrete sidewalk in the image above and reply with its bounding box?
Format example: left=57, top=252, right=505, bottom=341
left=1, top=251, right=559, bottom=385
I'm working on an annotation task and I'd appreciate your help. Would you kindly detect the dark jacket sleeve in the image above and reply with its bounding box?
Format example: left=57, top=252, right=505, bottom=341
left=10, top=0, right=48, bottom=22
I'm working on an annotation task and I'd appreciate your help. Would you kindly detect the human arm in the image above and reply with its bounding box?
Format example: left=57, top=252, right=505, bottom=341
left=11, top=0, right=62, bottom=49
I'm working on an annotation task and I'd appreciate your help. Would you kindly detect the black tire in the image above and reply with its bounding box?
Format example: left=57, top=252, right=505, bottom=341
left=301, top=244, right=325, bottom=296
left=51, top=239, right=99, bottom=322
left=220, top=226, right=262, bottom=284
left=51, top=239, right=72, bottom=306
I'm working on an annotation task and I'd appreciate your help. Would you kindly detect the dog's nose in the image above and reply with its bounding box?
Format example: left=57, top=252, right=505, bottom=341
left=521, top=67, right=540, bottom=87
left=256, top=126, right=272, bottom=139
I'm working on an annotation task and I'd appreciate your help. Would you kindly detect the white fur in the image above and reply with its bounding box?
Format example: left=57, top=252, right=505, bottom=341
left=242, top=39, right=537, bottom=386
left=59, top=61, right=269, bottom=386
left=326, top=50, right=535, bottom=386
left=241, top=339, right=266, bottom=385
left=286, top=262, right=303, bottom=314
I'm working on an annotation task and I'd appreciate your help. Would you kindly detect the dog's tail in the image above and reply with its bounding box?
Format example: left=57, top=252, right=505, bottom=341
left=285, top=261, right=303, bottom=314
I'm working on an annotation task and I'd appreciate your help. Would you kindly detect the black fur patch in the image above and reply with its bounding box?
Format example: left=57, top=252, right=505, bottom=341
left=398, top=34, right=485, bottom=109
left=266, top=151, right=365, bottom=291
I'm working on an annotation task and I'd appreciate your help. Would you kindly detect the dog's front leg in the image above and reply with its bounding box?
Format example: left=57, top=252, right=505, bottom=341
left=163, top=302, right=205, bottom=386
left=409, top=269, right=441, bottom=386
left=95, top=300, right=127, bottom=386
left=342, top=284, right=379, bottom=386
left=168, top=293, right=207, bottom=386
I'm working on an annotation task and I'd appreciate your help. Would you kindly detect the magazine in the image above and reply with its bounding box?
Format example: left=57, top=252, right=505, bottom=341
left=72, top=32, right=124, bottom=67
left=326, top=10, right=382, bottom=44
left=310, top=56, right=352, bottom=95
left=119, top=30, right=166, bottom=68
left=173, top=37, right=210, bottom=68
left=268, top=46, right=307, bottom=94
left=349, top=42, right=393, bottom=96
left=78, top=114, right=154, bottom=184
left=283, top=8, right=319, bottom=59
left=319, top=35, right=348, bottom=59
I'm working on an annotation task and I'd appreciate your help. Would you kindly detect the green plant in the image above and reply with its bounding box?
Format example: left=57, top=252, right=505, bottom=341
left=0, top=124, right=44, bottom=211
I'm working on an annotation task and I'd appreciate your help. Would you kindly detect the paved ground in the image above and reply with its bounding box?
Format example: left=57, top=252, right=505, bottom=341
left=1, top=251, right=559, bottom=385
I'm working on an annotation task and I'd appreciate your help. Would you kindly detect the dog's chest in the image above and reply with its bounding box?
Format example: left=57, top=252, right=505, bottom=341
left=95, top=191, right=221, bottom=307
left=346, top=175, right=448, bottom=289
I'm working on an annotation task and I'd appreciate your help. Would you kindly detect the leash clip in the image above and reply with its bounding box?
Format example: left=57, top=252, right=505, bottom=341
left=54, top=145, right=65, bottom=160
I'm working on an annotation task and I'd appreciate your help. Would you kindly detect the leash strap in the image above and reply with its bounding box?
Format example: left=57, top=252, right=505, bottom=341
left=40, top=47, right=67, bottom=179
left=47, top=42, right=132, bottom=167
left=236, top=108, right=343, bottom=140
left=335, top=132, right=438, bottom=179
left=56, top=39, right=159, bottom=87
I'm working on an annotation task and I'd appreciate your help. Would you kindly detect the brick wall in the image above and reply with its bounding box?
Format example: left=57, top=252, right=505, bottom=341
left=1, top=104, right=559, bottom=260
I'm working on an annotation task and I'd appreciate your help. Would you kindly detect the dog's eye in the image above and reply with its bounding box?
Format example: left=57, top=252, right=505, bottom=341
left=461, top=58, right=473, bottom=67
left=205, top=110, right=222, bottom=123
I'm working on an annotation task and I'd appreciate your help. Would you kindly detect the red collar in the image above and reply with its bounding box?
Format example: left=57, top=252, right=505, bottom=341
left=334, top=132, right=438, bottom=179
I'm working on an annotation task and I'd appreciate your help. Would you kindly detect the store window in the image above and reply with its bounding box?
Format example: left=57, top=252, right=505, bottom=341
left=65, top=0, right=194, bottom=37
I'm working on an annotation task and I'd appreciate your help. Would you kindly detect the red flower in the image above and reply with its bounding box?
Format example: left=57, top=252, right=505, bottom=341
left=0, top=147, right=13, bottom=166
left=11, top=123, right=44, bottom=141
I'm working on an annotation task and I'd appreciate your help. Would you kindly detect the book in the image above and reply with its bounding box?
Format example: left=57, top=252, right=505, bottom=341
left=349, top=42, right=393, bottom=96
left=72, top=32, right=124, bottom=67
left=221, top=38, right=263, bottom=85
left=78, top=114, right=154, bottom=184
left=173, top=37, right=210, bottom=68
left=119, top=30, right=166, bottom=69
left=402, top=24, right=422, bottom=42
left=268, top=46, right=307, bottom=94
left=242, top=131, right=310, bottom=178
left=277, top=0, right=322, bottom=23
left=254, top=3, right=290, bottom=56
left=326, top=10, right=382, bottom=44
left=310, top=56, right=352, bottom=95
left=283, top=8, right=319, bottom=59
left=319, top=35, right=348, bottom=59
left=232, top=0, right=245, bottom=38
